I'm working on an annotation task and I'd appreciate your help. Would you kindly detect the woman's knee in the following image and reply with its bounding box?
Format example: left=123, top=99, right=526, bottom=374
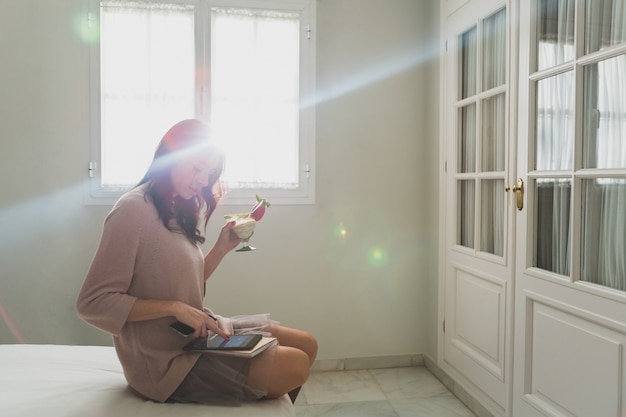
left=273, top=326, right=318, bottom=365
left=284, top=347, right=311, bottom=383
left=274, top=348, right=311, bottom=388
left=264, top=347, right=310, bottom=398
left=301, top=331, right=318, bottom=365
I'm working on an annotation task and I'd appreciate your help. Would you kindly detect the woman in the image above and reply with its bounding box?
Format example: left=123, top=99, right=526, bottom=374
left=76, top=119, right=317, bottom=405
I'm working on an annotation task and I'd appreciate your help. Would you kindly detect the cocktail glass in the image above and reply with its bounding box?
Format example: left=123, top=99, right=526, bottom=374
left=224, top=214, right=257, bottom=252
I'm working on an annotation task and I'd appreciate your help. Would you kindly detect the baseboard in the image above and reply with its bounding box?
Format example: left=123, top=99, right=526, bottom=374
left=311, top=353, right=424, bottom=372
left=311, top=353, right=493, bottom=417
left=423, top=355, right=494, bottom=417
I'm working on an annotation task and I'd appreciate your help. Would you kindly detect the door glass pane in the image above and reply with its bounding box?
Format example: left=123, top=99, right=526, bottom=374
left=535, top=71, right=574, bottom=171
left=482, top=93, right=506, bottom=172
left=535, top=179, right=571, bottom=275
left=537, top=0, right=575, bottom=71
left=481, top=179, right=505, bottom=256
left=459, top=104, right=476, bottom=173
left=585, top=0, right=626, bottom=54
left=483, top=8, right=506, bottom=90
left=581, top=179, right=626, bottom=290
left=582, top=54, right=626, bottom=169
left=459, top=180, right=475, bottom=248
left=460, top=27, right=477, bottom=99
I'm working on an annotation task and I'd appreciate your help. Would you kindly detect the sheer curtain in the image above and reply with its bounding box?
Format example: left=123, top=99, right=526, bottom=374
left=100, top=1, right=195, bottom=187
left=457, top=8, right=506, bottom=256
left=459, top=27, right=476, bottom=249
left=535, top=71, right=573, bottom=276
left=480, top=9, right=506, bottom=257
left=535, top=0, right=574, bottom=276
left=580, top=0, right=626, bottom=290
left=210, top=8, right=300, bottom=189
left=537, top=0, right=575, bottom=70
left=536, top=0, right=626, bottom=289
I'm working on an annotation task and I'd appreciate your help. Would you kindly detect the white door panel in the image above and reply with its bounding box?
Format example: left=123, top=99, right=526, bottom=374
left=514, top=276, right=626, bottom=417
left=449, top=264, right=506, bottom=379
left=441, top=0, right=514, bottom=415
left=513, top=0, right=626, bottom=416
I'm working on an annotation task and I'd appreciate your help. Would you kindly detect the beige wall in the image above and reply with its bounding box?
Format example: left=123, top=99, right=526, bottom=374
left=0, top=0, right=440, bottom=362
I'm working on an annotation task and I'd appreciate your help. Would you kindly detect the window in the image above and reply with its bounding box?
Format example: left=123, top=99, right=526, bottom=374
left=86, top=0, right=316, bottom=205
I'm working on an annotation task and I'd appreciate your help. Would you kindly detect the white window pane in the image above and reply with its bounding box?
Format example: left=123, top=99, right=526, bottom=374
left=482, top=8, right=506, bottom=90
left=585, top=0, right=626, bottom=54
left=459, top=104, right=476, bottom=173
left=536, top=0, right=575, bottom=71
left=535, top=71, right=574, bottom=171
left=458, top=180, right=475, bottom=248
left=582, top=54, right=626, bottom=169
left=482, top=93, right=506, bottom=172
left=210, top=7, right=300, bottom=189
left=581, top=179, right=626, bottom=290
left=459, top=27, right=477, bottom=99
left=100, top=1, right=195, bottom=187
left=534, top=179, right=571, bottom=276
left=481, top=179, right=505, bottom=256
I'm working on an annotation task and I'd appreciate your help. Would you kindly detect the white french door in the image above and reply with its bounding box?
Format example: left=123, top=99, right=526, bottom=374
left=442, top=0, right=626, bottom=416
left=441, top=1, right=516, bottom=415
left=513, top=0, right=626, bottom=416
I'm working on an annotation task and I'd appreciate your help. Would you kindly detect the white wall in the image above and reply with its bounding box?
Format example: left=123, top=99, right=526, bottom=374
left=0, top=0, right=440, bottom=362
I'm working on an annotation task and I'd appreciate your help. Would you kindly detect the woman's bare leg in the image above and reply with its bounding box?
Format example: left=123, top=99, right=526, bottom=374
left=271, top=325, right=318, bottom=366
left=270, top=325, right=317, bottom=402
left=248, top=345, right=310, bottom=399
left=247, top=325, right=317, bottom=402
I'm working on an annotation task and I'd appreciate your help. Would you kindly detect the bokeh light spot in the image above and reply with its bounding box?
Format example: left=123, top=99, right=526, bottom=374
left=74, top=12, right=100, bottom=44
left=368, top=246, right=389, bottom=267
left=333, top=223, right=348, bottom=239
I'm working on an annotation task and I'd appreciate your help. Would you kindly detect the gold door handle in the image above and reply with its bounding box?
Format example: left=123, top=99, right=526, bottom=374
left=511, top=178, right=524, bottom=211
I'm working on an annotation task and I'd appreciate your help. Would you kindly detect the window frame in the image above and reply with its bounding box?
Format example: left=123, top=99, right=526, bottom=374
left=85, top=0, right=316, bottom=206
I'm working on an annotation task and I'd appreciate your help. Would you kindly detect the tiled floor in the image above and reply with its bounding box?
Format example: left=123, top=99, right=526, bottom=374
left=294, top=366, right=477, bottom=417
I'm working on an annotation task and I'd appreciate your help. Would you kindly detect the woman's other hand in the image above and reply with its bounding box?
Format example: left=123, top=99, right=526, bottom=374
left=175, top=304, right=230, bottom=339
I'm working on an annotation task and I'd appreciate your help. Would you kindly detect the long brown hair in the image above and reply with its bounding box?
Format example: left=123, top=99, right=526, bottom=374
left=137, top=119, right=225, bottom=245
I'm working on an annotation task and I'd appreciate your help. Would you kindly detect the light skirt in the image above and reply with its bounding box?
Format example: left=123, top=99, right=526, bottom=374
left=168, top=313, right=278, bottom=406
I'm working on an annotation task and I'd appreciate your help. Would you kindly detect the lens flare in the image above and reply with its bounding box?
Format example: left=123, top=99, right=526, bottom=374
left=367, top=246, right=389, bottom=267
left=333, top=222, right=348, bottom=239
left=0, top=302, right=26, bottom=344
left=73, top=12, right=100, bottom=44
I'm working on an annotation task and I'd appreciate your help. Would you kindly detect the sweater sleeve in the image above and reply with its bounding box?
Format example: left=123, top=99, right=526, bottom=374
left=76, top=195, right=146, bottom=336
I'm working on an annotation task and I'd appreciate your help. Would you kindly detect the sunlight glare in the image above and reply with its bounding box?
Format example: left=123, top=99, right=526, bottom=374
left=309, top=44, right=438, bottom=108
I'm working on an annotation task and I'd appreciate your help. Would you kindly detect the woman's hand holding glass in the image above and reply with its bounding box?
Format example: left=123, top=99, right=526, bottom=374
left=216, top=220, right=246, bottom=254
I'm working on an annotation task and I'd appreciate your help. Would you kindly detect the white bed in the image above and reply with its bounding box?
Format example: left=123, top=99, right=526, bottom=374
left=0, top=344, right=294, bottom=417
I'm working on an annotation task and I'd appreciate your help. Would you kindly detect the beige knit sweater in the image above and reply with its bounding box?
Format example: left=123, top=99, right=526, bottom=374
left=76, top=185, right=204, bottom=402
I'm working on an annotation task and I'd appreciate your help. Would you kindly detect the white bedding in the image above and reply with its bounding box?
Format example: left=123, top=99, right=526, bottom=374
left=0, top=344, right=294, bottom=417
